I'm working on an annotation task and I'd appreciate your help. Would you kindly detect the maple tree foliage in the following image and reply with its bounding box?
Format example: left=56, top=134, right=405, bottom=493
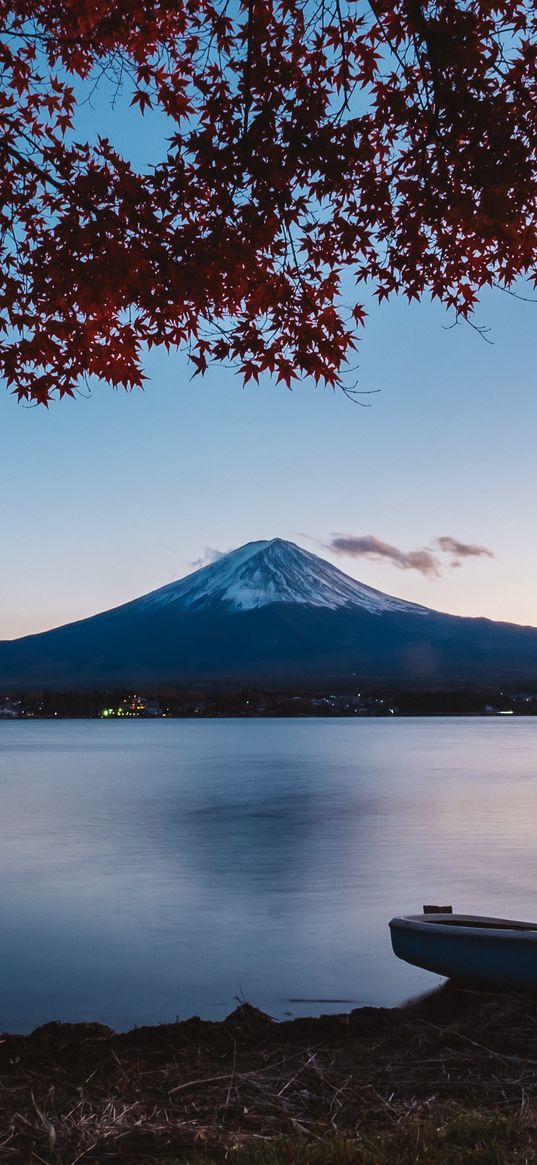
left=0, top=0, right=536, bottom=402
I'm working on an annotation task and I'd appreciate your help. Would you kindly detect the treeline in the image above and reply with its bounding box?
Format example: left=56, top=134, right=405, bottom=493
left=6, top=685, right=537, bottom=718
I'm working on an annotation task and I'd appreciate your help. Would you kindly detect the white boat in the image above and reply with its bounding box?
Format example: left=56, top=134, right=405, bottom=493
left=389, top=912, right=537, bottom=989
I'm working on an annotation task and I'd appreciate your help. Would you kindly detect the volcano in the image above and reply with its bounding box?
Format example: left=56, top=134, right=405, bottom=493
left=1, top=538, right=537, bottom=688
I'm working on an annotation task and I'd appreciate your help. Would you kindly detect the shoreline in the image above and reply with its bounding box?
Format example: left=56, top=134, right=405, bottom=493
left=4, top=984, right=537, bottom=1162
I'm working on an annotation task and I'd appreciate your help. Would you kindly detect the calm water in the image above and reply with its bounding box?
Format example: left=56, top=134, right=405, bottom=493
left=1, top=717, right=537, bottom=1032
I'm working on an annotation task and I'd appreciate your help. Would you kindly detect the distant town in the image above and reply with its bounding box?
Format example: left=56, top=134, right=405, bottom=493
left=2, top=687, right=537, bottom=719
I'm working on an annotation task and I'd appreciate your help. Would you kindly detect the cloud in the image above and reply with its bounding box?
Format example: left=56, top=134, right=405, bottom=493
left=435, top=536, right=494, bottom=560
left=328, top=532, right=495, bottom=580
left=189, top=547, right=225, bottom=570
left=329, top=534, right=440, bottom=578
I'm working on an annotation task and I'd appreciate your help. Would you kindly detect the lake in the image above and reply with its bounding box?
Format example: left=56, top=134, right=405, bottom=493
left=1, top=717, right=536, bottom=1032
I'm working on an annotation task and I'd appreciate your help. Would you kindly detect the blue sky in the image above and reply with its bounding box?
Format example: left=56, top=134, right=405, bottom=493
left=1, top=62, right=536, bottom=640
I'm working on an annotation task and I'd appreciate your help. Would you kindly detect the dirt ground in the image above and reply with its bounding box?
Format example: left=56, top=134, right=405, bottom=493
left=3, top=985, right=537, bottom=1162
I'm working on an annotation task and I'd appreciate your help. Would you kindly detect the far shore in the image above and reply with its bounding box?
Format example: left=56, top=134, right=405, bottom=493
left=4, top=683, right=537, bottom=721
left=3, top=985, right=537, bottom=1163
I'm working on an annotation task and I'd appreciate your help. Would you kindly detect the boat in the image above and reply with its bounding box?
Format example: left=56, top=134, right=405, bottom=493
left=389, top=911, right=537, bottom=989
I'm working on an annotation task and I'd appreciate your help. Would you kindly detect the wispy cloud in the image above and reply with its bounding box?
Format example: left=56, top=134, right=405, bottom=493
left=329, top=532, right=495, bottom=579
left=329, top=534, right=440, bottom=578
left=435, top=536, right=494, bottom=560
left=189, top=547, right=225, bottom=570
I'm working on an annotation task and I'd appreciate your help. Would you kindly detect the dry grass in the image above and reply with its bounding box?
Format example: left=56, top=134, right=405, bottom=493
left=3, top=986, right=537, bottom=1162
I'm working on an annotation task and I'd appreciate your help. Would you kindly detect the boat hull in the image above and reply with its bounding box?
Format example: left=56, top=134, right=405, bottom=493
left=389, top=914, right=537, bottom=989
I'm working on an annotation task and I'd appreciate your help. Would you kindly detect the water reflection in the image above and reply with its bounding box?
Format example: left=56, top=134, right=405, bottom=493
left=1, top=718, right=537, bottom=1032
left=152, top=772, right=381, bottom=896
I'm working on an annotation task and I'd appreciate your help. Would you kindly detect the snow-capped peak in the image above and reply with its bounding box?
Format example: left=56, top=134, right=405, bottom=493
left=135, top=539, right=429, bottom=616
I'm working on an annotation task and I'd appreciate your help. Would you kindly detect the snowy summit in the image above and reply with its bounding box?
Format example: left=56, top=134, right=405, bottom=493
left=136, top=538, right=428, bottom=615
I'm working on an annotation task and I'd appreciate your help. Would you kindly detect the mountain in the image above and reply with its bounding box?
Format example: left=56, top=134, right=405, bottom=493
left=1, top=538, right=537, bottom=689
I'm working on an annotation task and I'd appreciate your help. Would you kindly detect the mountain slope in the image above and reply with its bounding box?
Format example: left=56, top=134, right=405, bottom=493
left=1, top=539, right=536, bottom=688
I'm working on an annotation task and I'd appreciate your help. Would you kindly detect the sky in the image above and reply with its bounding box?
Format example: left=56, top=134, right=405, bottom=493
left=1, top=65, right=536, bottom=640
